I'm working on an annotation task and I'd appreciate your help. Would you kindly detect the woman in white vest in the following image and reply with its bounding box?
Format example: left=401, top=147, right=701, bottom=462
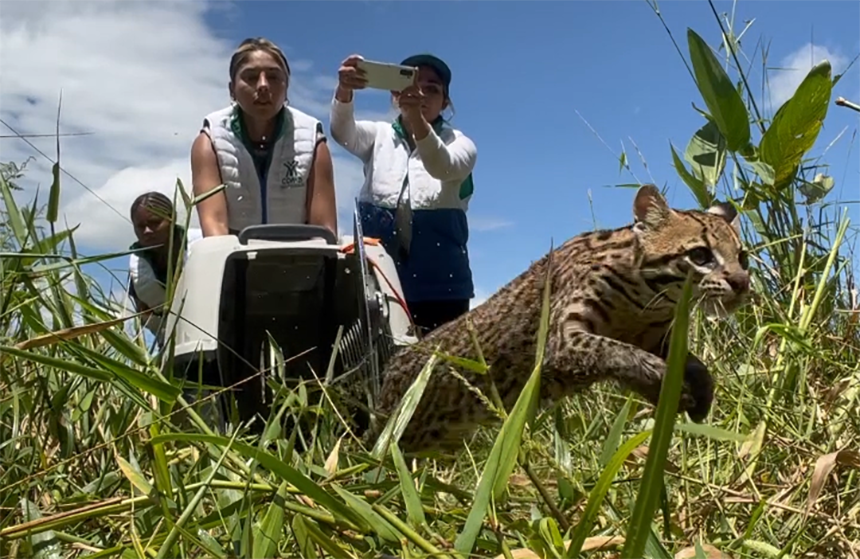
left=191, top=37, right=337, bottom=237
left=330, top=53, right=478, bottom=335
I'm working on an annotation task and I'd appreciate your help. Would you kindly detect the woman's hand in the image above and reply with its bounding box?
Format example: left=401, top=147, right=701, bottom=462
left=335, top=54, right=367, bottom=103
left=398, top=85, right=430, bottom=140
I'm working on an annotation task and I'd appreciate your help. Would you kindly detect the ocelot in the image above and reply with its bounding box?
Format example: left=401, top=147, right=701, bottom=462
left=369, top=185, right=751, bottom=454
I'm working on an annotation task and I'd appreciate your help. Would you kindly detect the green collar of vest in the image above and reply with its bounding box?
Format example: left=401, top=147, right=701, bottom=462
left=230, top=104, right=287, bottom=148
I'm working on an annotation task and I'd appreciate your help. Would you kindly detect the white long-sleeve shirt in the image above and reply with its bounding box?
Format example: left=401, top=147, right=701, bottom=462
left=329, top=96, right=478, bottom=302
left=329, top=97, right=477, bottom=211
left=128, top=227, right=203, bottom=313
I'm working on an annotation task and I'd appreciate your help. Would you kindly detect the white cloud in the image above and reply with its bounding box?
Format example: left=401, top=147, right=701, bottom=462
left=469, top=216, right=513, bottom=232
left=0, top=0, right=373, bottom=251
left=767, top=43, right=850, bottom=113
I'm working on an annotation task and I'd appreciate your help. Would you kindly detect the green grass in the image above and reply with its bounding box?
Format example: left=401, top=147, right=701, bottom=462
left=2, top=6, right=859, bottom=559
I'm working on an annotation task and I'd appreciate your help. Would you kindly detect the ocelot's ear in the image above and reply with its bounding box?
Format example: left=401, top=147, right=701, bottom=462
left=632, top=184, right=671, bottom=230
left=707, top=201, right=741, bottom=234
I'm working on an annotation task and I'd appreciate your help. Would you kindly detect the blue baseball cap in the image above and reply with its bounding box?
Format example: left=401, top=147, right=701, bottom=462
left=400, top=53, right=452, bottom=92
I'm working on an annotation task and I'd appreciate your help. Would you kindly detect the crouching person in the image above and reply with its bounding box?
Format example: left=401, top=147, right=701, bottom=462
left=127, top=191, right=201, bottom=347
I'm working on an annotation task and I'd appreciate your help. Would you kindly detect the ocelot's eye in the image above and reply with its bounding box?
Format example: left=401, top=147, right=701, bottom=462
left=738, top=250, right=750, bottom=270
left=687, top=247, right=714, bottom=266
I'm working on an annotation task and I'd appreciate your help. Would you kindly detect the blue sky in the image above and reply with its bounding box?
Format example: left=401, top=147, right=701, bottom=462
left=2, top=0, right=858, bottom=309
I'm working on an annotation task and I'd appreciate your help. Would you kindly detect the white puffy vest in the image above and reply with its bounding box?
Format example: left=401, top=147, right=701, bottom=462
left=202, top=104, right=322, bottom=232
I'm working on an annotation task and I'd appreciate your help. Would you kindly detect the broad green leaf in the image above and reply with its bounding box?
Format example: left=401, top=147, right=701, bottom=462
left=371, top=503, right=453, bottom=558
left=599, top=395, right=633, bottom=467
left=147, top=420, right=175, bottom=526
left=116, top=455, right=155, bottom=498
left=333, top=486, right=399, bottom=542
left=0, top=172, right=27, bottom=246
left=371, top=350, right=439, bottom=459
left=744, top=499, right=768, bottom=540
left=48, top=92, right=63, bottom=224
left=798, top=173, right=835, bottom=204
left=19, top=498, right=63, bottom=559
left=391, top=444, right=426, bottom=528
left=293, top=514, right=353, bottom=558
left=759, top=60, right=832, bottom=190
left=432, top=349, right=489, bottom=375
left=47, top=163, right=61, bottom=224
left=670, top=143, right=711, bottom=208
left=252, top=481, right=289, bottom=559
left=538, top=517, right=565, bottom=557
left=645, top=526, right=675, bottom=559
left=675, top=422, right=750, bottom=443
left=684, top=119, right=727, bottom=187
left=290, top=514, right=319, bottom=559
left=749, top=160, right=776, bottom=187
left=687, top=28, right=752, bottom=152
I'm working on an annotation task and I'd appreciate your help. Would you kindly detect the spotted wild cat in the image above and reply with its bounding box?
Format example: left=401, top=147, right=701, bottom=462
left=369, top=185, right=751, bottom=453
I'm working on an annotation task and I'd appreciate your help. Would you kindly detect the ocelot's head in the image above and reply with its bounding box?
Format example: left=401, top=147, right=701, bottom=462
left=631, top=185, right=751, bottom=317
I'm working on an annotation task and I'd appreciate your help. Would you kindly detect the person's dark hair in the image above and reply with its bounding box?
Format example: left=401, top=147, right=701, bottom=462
left=130, top=191, right=174, bottom=222
left=400, top=53, right=452, bottom=98
left=229, top=37, right=291, bottom=82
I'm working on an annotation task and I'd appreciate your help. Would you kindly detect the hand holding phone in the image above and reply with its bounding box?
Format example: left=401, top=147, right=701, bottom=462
left=338, top=54, right=369, bottom=92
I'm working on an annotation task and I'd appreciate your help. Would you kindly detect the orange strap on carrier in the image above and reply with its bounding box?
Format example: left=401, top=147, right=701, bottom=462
left=340, top=237, right=413, bottom=324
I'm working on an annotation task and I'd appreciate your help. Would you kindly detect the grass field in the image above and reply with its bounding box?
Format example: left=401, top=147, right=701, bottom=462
left=1, top=12, right=858, bottom=559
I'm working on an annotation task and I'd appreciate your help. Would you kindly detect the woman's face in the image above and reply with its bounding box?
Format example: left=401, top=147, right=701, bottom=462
left=132, top=205, right=171, bottom=248
left=398, top=65, right=448, bottom=123
left=230, top=50, right=288, bottom=122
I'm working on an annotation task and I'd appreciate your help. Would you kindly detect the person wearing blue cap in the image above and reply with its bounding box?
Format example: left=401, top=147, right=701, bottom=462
left=330, top=52, right=478, bottom=336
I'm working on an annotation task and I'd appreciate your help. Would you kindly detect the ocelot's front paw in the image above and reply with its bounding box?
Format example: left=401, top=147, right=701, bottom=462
left=679, top=353, right=713, bottom=423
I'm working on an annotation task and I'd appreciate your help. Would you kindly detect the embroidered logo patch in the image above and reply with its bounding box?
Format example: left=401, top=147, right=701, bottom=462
left=281, top=160, right=303, bottom=188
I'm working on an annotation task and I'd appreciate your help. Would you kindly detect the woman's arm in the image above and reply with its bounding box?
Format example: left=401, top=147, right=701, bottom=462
left=306, top=134, right=338, bottom=237
left=190, top=132, right=229, bottom=236
left=412, top=127, right=478, bottom=183
left=329, top=88, right=379, bottom=162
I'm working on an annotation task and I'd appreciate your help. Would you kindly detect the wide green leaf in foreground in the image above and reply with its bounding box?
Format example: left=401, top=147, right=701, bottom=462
left=687, top=28, right=751, bottom=153
left=759, top=60, right=832, bottom=190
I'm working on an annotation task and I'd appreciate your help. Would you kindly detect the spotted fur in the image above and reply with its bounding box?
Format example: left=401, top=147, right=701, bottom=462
left=370, top=185, right=752, bottom=454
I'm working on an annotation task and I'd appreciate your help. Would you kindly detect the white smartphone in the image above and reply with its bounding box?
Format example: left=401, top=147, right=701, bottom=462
left=356, top=59, right=417, bottom=92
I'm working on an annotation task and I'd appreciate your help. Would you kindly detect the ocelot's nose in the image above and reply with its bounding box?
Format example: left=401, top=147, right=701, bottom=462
left=726, top=272, right=750, bottom=293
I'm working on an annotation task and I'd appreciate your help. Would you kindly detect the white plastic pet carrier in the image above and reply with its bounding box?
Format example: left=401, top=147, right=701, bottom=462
left=160, top=206, right=417, bottom=429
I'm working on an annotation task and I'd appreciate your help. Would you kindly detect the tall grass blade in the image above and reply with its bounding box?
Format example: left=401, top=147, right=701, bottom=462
left=621, top=274, right=694, bottom=558
left=454, top=246, right=553, bottom=558
left=151, top=433, right=365, bottom=530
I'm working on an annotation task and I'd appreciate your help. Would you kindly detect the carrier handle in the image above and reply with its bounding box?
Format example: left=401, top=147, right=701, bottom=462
left=237, top=224, right=338, bottom=246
